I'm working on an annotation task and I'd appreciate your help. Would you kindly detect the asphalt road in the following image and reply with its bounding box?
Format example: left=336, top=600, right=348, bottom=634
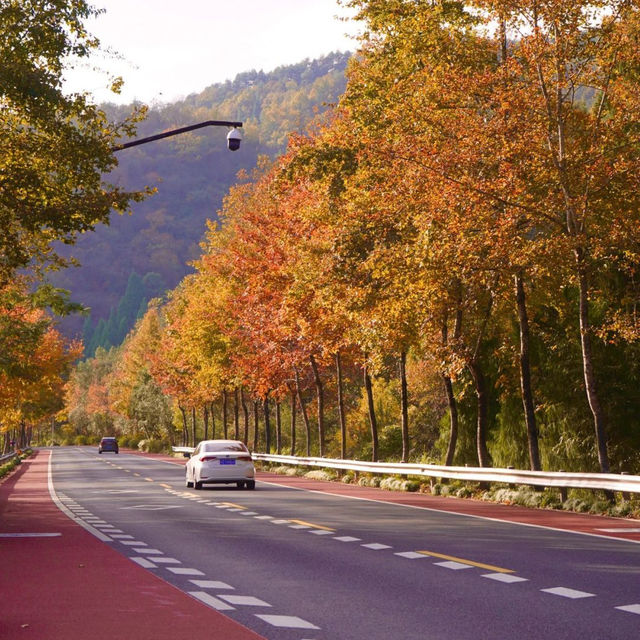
left=50, top=447, right=640, bottom=640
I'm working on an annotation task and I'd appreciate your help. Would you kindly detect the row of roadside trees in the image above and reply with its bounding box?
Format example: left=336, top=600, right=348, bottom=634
left=66, top=0, right=640, bottom=474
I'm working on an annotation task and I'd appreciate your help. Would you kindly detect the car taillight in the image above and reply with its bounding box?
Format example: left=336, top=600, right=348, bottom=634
left=237, top=455, right=252, bottom=461
left=201, top=456, right=217, bottom=462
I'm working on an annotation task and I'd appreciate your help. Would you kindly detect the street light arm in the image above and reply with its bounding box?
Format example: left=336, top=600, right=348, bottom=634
left=112, top=120, right=243, bottom=151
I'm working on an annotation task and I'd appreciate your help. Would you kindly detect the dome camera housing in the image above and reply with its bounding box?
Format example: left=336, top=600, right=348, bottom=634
left=227, top=128, right=242, bottom=151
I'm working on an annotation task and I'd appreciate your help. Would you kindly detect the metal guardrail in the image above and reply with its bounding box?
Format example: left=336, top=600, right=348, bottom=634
left=0, top=452, right=18, bottom=464
left=250, top=453, right=640, bottom=494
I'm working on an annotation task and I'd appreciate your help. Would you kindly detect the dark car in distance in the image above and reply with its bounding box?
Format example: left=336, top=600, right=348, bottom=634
left=98, top=437, right=119, bottom=454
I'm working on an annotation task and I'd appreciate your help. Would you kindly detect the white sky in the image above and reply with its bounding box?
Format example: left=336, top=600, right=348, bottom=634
left=64, top=0, right=360, bottom=105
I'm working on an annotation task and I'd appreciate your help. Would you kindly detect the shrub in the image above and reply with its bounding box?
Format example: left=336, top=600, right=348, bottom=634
left=305, top=469, right=338, bottom=482
left=74, top=435, right=88, bottom=446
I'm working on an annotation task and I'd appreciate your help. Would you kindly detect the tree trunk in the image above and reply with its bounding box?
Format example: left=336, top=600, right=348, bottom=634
left=515, top=273, right=541, bottom=471
left=288, top=383, right=297, bottom=455
left=203, top=405, right=209, bottom=441
left=467, top=360, right=491, bottom=467
left=441, top=310, right=461, bottom=467
left=295, top=367, right=311, bottom=456
left=209, top=402, right=216, bottom=440
left=364, top=363, right=379, bottom=462
left=179, top=406, right=188, bottom=446
left=234, top=387, right=240, bottom=440
left=336, top=352, right=347, bottom=459
left=191, top=407, right=197, bottom=445
left=309, top=354, right=325, bottom=456
left=240, top=388, right=249, bottom=445
left=442, top=374, right=458, bottom=466
left=222, top=389, right=228, bottom=439
left=264, top=393, right=271, bottom=453
left=252, top=400, right=259, bottom=451
left=275, top=401, right=282, bottom=454
left=576, top=253, right=610, bottom=473
left=399, top=351, right=410, bottom=463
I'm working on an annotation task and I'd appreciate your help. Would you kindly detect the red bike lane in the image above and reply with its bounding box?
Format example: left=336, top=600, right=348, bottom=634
left=0, top=449, right=264, bottom=640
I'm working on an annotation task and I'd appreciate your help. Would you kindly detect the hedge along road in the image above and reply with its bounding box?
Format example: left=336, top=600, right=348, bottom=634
left=4, top=446, right=640, bottom=639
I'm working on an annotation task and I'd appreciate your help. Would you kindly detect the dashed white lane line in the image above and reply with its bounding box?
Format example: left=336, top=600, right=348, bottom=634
left=255, top=615, right=320, bottom=630
left=131, top=557, right=157, bottom=569
left=189, top=591, right=235, bottom=610
left=167, top=567, right=205, bottom=576
left=241, top=511, right=258, bottom=516
left=218, top=595, right=271, bottom=607
left=254, top=515, right=273, bottom=520
left=190, top=580, right=234, bottom=589
left=120, top=540, right=147, bottom=546
left=541, top=587, right=595, bottom=599
left=153, top=557, right=181, bottom=564
left=434, top=561, right=473, bottom=571
left=616, top=604, right=640, bottom=615
left=310, top=529, right=333, bottom=536
left=132, top=548, right=163, bottom=554
left=289, top=524, right=311, bottom=529
left=270, top=519, right=290, bottom=524
left=111, top=534, right=134, bottom=539
left=395, top=551, right=428, bottom=559
left=333, top=536, right=361, bottom=542
left=482, top=573, right=529, bottom=584
left=362, top=543, right=392, bottom=550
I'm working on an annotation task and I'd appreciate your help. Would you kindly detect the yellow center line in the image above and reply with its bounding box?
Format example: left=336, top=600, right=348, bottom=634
left=417, top=551, right=514, bottom=574
left=220, top=502, right=246, bottom=509
left=159, top=483, right=172, bottom=489
left=289, top=519, right=335, bottom=532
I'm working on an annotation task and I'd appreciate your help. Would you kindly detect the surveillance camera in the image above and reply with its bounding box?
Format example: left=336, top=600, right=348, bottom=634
left=227, top=128, right=242, bottom=151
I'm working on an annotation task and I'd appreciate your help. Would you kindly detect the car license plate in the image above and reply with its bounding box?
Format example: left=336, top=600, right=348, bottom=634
left=220, top=459, right=235, bottom=465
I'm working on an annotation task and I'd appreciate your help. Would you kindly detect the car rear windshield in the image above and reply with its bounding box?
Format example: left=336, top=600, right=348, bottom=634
left=203, top=443, right=247, bottom=453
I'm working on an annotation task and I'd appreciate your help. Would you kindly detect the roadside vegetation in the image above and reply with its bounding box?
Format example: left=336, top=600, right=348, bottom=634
left=4, top=1, right=640, bottom=515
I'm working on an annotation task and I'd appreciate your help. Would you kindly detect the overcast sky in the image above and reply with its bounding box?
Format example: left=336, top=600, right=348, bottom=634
left=63, top=0, right=360, bottom=105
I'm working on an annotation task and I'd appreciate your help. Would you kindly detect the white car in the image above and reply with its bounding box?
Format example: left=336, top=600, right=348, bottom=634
left=185, top=440, right=255, bottom=490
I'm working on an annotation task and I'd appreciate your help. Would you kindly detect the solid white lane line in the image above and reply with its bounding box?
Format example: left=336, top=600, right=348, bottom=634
left=131, top=557, right=157, bottom=569
left=482, top=573, right=529, bottom=583
left=434, top=561, right=473, bottom=571
left=596, top=528, right=640, bottom=533
left=218, top=595, right=271, bottom=607
left=616, top=604, right=640, bottom=615
left=362, top=543, right=392, bottom=550
left=259, top=478, right=640, bottom=546
left=167, top=567, right=205, bottom=576
left=395, top=552, right=428, bottom=559
left=188, top=591, right=235, bottom=611
left=190, top=580, right=234, bottom=589
left=541, top=587, right=595, bottom=599
left=255, top=615, right=320, bottom=630
left=0, top=533, right=61, bottom=538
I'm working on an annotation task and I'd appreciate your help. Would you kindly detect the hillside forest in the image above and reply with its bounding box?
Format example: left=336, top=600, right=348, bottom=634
left=4, top=2, right=640, bottom=487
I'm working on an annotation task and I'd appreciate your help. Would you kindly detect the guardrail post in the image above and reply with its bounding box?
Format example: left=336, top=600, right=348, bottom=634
left=559, top=470, right=568, bottom=502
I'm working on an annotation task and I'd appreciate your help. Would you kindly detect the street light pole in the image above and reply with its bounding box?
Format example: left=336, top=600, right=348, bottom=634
left=112, top=120, right=243, bottom=151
